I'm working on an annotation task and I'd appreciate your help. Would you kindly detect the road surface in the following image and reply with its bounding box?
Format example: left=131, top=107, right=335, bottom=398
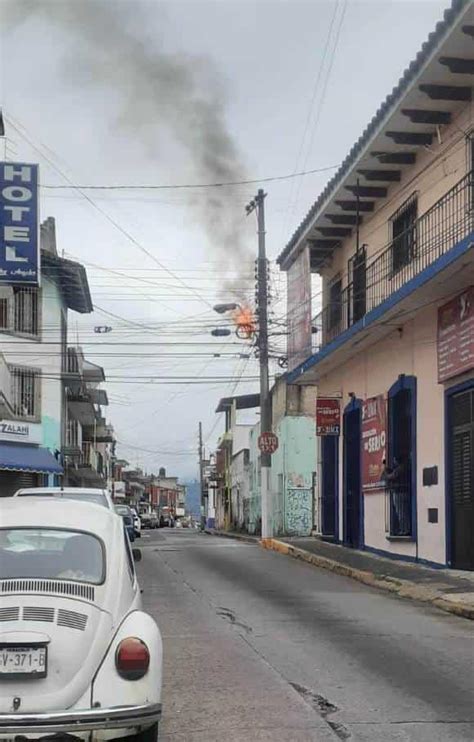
left=137, top=529, right=474, bottom=742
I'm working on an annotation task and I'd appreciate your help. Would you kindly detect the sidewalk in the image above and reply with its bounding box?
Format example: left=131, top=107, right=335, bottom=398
left=205, top=529, right=474, bottom=620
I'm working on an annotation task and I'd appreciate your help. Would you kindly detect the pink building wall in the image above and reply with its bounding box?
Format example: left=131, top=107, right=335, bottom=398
left=317, top=300, right=472, bottom=565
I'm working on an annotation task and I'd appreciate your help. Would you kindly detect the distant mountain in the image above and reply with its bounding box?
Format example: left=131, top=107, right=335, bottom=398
left=184, top=479, right=201, bottom=516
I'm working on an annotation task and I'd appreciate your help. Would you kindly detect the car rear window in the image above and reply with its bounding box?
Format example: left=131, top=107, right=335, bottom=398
left=17, top=492, right=109, bottom=508
left=0, top=529, right=105, bottom=584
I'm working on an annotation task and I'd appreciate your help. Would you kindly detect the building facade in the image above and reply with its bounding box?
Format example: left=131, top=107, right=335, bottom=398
left=278, top=1, right=474, bottom=568
left=0, top=217, right=94, bottom=494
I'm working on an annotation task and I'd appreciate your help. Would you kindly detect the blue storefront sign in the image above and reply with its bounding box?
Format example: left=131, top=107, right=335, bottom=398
left=0, top=161, right=39, bottom=285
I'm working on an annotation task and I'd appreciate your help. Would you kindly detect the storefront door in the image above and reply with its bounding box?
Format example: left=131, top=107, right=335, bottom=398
left=343, top=404, right=362, bottom=548
left=448, top=387, right=474, bottom=570
left=321, top=435, right=338, bottom=538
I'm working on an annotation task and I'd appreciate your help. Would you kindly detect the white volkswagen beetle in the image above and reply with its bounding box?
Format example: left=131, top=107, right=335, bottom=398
left=0, top=499, right=162, bottom=741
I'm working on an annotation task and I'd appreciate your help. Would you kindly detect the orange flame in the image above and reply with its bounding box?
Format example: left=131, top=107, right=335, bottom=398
left=233, top=306, right=255, bottom=339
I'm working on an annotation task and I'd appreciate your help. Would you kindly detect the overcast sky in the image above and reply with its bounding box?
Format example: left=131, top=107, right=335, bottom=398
left=0, top=0, right=447, bottom=479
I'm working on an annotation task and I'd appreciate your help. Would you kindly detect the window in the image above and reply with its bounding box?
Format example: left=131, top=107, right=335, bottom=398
left=328, top=276, right=342, bottom=331
left=391, top=196, right=417, bottom=273
left=348, top=245, right=367, bottom=324
left=0, top=528, right=105, bottom=585
left=386, top=376, right=417, bottom=538
left=0, top=287, right=40, bottom=337
left=10, top=366, right=41, bottom=420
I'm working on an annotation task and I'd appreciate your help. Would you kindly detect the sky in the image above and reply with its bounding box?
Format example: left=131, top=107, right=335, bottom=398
left=0, top=0, right=448, bottom=479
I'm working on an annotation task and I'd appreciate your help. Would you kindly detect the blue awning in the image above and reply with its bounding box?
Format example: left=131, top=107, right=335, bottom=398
left=0, top=443, right=63, bottom=475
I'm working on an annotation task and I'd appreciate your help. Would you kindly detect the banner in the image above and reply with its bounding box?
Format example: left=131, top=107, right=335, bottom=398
left=437, top=287, right=474, bottom=382
left=361, top=395, right=386, bottom=493
left=287, top=248, right=312, bottom=371
left=0, top=162, right=39, bottom=285
left=316, top=398, right=340, bottom=436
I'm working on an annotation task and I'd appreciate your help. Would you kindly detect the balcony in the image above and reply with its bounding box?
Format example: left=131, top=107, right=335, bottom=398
left=64, top=418, right=82, bottom=457
left=314, top=172, right=473, bottom=352
left=73, top=441, right=105, bottom=484
left=82, top=418, right=114, bottom=443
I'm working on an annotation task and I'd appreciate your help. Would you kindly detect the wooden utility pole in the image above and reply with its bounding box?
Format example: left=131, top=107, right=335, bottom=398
left=198, top=421, right=205, bottom=528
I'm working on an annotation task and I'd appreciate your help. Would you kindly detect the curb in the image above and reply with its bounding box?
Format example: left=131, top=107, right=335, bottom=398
left=204, top=529, right=258, bottom=545
left=261, top=539, right=474, bottom=621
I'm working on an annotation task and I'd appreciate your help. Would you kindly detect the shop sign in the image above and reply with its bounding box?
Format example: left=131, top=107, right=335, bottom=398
left=437, top=287, right=474, bottom=382
left=361, top=395, right=386, bottom=493
left=316, top=398, right=340, bottom=436
left=0, top=420, right=42, bottom=444
left=0, top=162, right=40, bottom=285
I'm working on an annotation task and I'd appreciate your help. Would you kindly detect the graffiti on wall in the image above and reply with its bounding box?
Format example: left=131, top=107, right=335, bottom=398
left=285, top=487, right=312, bottom=536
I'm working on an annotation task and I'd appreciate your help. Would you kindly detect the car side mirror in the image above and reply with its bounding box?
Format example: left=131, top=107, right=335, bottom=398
left=132, top=548, right=142, bottom=562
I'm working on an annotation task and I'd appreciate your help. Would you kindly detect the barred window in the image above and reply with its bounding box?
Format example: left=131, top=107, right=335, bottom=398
left=0, top=287, right=40, bottom=337
left=10, top=366, right=41, bottom=420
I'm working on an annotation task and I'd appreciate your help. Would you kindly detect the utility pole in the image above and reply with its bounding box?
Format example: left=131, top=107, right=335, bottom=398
left=246, top=189, right=272, bottom=540
left=198, top=421, right=206, bottom=529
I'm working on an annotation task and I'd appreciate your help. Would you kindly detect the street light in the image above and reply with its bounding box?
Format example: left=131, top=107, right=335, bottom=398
left=211, top=328, right=231, bottom=337
left=213, top=303, right=239, bottom=315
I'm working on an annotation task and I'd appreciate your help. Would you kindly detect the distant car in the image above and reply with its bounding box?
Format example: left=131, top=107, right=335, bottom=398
left=141, top=512, right=158, bottom=530
left=0, top=498, right=163, bottom=741
left=14, top=487, right=113, bottom=509
left=130, top=508, right=142, bottom=538
left=115, top=505, right=136, bottom=542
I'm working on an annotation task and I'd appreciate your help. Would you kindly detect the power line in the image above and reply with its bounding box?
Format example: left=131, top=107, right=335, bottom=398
left=41, top=163, right=340, bottom=191
left=5, top=113, right=215, bottom=311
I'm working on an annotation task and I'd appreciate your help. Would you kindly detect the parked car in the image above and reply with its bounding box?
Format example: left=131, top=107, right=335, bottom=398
left=115, top=504, right=136, bottom=542
left=0, top=498, right=162, bottom=741
left=14, top=487, right=113, bottom=509
left=130, top=507, right=142, bottom=538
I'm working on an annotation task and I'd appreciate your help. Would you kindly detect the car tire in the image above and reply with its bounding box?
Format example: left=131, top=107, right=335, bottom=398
left=126, top=722, right=159, bottom=742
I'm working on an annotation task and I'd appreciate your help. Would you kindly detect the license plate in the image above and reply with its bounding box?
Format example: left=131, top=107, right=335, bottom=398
left=0, top=646, right=47, bottom=678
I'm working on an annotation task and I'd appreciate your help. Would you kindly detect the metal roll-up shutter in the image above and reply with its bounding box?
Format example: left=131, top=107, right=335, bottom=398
left=0, top=470, right=40, bottom=497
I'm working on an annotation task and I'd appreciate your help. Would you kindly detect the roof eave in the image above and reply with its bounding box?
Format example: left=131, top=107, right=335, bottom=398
left=277, top=0, right=472, bottom=272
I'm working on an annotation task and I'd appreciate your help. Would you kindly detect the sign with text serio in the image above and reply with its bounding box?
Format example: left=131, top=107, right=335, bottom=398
left=361, top=395, right=386, bottom=493
left=316, top=398, right=340, bottom=436
left=0, top=162, right=39, bottom=285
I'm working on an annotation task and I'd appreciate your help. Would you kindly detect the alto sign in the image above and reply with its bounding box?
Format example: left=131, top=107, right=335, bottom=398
left=0, top=420, right=42, bottom=444
left=258, top=432, right=279, bottom=454
left=0, top=162, right=40, bottom=285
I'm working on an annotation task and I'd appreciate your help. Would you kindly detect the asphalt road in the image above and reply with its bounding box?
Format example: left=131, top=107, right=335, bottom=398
left=137, top=529, right=474, bottom=742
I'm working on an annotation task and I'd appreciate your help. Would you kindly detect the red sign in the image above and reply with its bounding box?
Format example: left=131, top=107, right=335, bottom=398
left=316, top=398, right=340, bottom=436
left=361, top=395, right=386, bottom=493
left=438, top=287, right=474, bottom=382
left=258, top=432, right=279, bottom=454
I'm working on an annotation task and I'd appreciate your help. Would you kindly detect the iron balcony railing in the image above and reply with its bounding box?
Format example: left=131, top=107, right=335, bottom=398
left=313, top=171, right=473, bottom=349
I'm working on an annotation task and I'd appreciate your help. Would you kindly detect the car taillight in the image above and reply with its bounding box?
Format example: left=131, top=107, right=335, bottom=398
left=115, top=638, right=150, bottom=680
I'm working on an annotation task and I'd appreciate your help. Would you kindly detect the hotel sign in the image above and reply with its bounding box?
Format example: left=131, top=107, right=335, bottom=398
left=0, top=162, right=40, bottom=285
left=438, top=287, right=474, bottom=382
left=0, top=420, right=42, bottom=444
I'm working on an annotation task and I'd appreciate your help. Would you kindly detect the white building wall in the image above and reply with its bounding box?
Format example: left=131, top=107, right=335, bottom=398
left=1, top=277, right=64, bottom=456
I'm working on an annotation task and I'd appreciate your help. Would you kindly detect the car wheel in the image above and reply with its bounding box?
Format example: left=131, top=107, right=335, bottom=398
left=126, top=722, right=159, bottom=742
